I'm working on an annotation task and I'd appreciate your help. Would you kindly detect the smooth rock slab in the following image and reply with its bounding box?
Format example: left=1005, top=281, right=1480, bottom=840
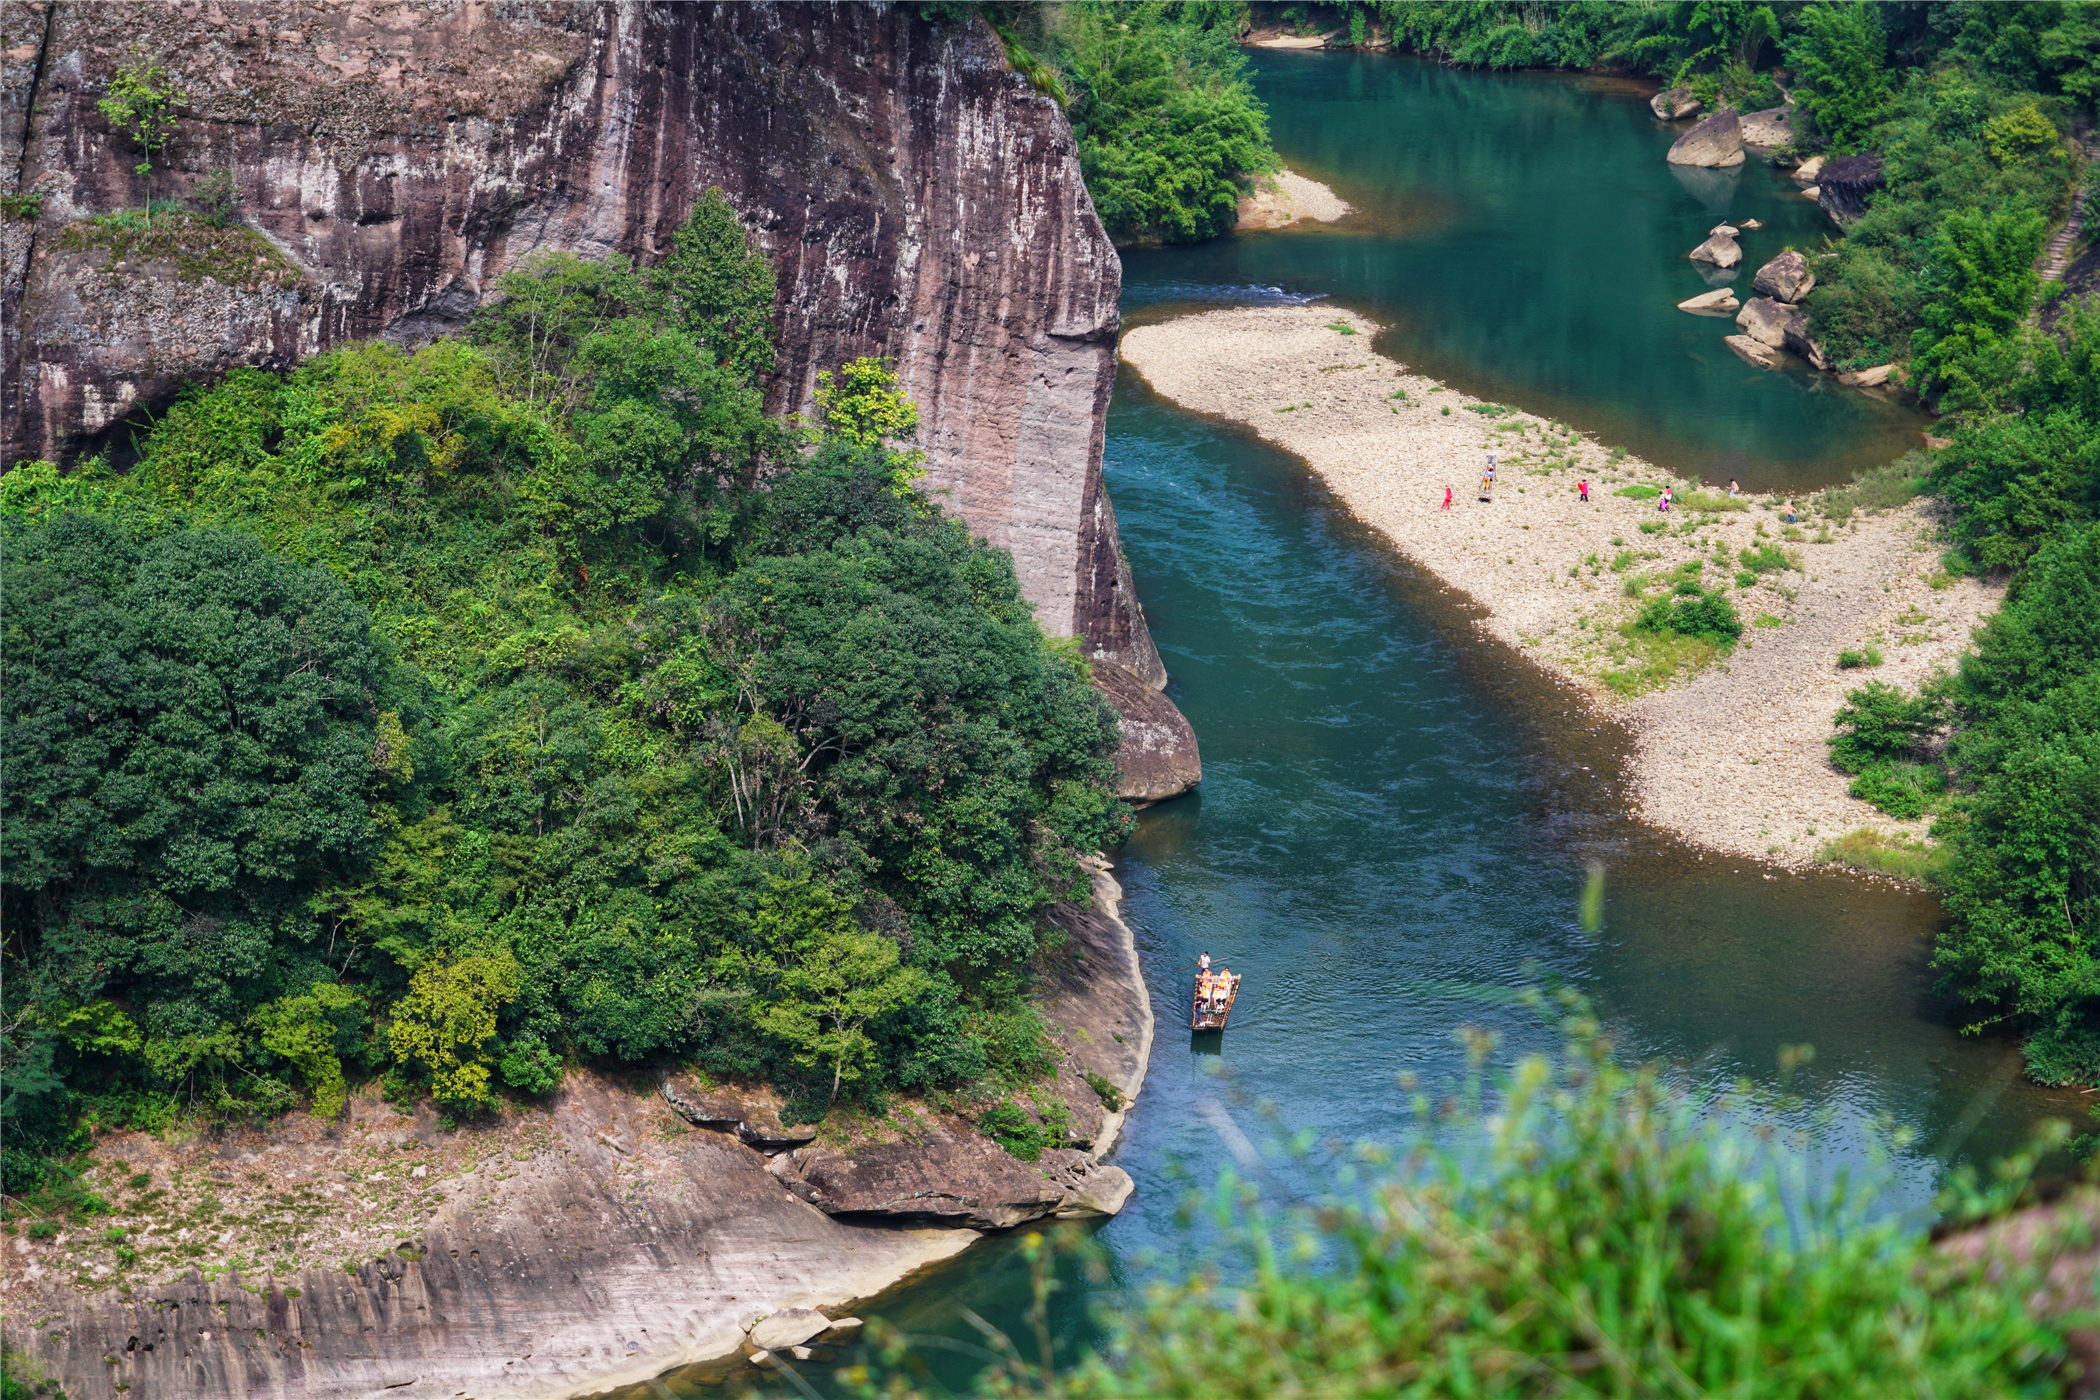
left=1793, top=155, right=1826, bottom=182
left=749, top=1308, right=833, bottom=1352
left=1689, top=233, right=1743, bottom=268
left=1724, top=334, right=1786, bottom=370
left=1751, top=250, right=1815, bottom=303
left=1666, top=108, right=1745, bottom=167
left=1839, top=364, right=1895, bottom=388
left=1678, top=288, right=1740, bottom=313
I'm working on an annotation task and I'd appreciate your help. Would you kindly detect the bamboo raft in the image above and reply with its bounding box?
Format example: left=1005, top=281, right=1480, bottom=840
left=1191, top=971, right=1240, bottom=1032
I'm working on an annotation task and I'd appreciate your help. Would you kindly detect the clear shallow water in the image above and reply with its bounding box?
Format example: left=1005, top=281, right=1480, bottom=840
left=644, top=53, right=2065, bottom=1400
left=1123, top=50, right=1936, bottom=494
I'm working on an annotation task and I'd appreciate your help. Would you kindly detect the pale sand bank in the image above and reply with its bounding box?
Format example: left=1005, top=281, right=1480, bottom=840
left=1119, top=305, right=2004, bottom=871
left=1237, top=169, right=1354, bottom=230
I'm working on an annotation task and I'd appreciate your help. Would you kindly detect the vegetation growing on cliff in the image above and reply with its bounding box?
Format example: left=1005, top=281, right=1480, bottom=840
left=0, top=193, right=1129, bottom=1194
left=953, top=2, right=1280, bottom=244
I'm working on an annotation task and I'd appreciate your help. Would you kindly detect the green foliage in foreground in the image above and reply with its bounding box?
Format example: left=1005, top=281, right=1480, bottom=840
left=0, top=193, right=1128, bottom=1191
left=864, top=1003, right=2086, bottom=1399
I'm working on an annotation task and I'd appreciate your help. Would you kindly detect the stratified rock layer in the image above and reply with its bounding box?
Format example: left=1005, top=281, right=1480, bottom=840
left=0, top=0, right=1170, bottom=694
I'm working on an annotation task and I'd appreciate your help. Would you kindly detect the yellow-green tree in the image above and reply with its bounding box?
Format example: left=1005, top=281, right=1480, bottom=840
left=388, top=953, right=519, bottom=1108
left=742, top=876, right=930, bottom=1109
left=97, top=53, right=185, bottom=226
left=811, top=357, right=924, bottom=491
left=249, top=983, right=365, bottom=1118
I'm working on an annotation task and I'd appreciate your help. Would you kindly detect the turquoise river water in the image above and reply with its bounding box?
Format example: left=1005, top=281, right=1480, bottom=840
left=649, top=50, right=2075, bottom=1398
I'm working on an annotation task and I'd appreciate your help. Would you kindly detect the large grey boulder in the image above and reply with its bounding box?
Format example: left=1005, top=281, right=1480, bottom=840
left=1751, top=250, right=1815, bottom=303
left=1666, top=109, right=1745, bottom=168
left=1739, top=106, right=1797, bottom=146
left=1735, top=297, right=1795, bottom=349
left=1724, top=334, right=1786, bottom=370
left=1093, top=661, right=1201, bottom=806
left=1651, top=87, right=1703, bottom=120
left=1689, top=232, right=1743, bottom=268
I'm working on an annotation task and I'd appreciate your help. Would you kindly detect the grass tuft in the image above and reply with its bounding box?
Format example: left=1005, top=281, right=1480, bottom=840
left=1820, top=828, right=1949, bottom=882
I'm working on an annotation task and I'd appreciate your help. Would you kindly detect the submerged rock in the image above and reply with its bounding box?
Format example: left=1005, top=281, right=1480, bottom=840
left=1751, top=250, right=1816, bottom=303
left=1666, top=109, right=1745, bottom=168
left=1651, top=87, right=1703, bottom=120
left=1689, top=232, right=1744, bottom=268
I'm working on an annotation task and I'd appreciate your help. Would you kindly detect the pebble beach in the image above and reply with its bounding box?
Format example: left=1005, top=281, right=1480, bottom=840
left=1119, top=304, right=2003, bottom=873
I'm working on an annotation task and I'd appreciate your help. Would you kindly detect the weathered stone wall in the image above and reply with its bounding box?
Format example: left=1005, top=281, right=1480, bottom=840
left=0, top=0, right=1171, bottom=686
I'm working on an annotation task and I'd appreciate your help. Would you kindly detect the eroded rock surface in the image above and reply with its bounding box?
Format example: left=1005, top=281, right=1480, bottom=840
left=1735, top=296, right=1795, bottom=349
left=1093, top=660, right=1203, bottom=805
left=1689, top=231, right=1743, bottom=268
left=1650, top=87, right=1702, bottom=121
left=1818, top=152, right=1886, bottom=224
left=1751, top=250, right=1815, bottom=303
left=0, top=0, right=1169, bottom=692
left=1665, top=108, right=1745, bottom=168
left=1738, top=106, right=1797, bottom=146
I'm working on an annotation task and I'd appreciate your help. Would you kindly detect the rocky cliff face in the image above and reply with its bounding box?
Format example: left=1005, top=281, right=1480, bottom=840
left=1, top=0, right=1179, bottom=701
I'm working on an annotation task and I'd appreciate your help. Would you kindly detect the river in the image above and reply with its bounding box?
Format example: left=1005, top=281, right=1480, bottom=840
left=657, top=50, right=2080, bottom=1398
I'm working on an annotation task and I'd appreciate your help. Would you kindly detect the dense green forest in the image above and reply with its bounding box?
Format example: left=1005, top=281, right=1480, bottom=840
left=0, top=194, right=1132, bottom=1196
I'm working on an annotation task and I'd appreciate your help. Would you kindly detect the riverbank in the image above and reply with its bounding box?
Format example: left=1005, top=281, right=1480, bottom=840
left=1119, top=305, right=2003, bottom=873
left=1, top=868, right=1153, bottom=1400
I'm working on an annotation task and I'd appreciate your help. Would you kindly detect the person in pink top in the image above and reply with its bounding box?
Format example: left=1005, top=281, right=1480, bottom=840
left=1578, top=478, right=1589, bottom=503
left=1442, top=485, right=1453, bottom=510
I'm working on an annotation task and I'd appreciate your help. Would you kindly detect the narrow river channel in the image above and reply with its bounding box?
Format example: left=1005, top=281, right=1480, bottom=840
left=658, top=50, right=2084, bottom=1398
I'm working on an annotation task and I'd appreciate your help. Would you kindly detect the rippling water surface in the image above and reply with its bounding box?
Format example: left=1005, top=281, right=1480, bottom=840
left=649, top=51, right=2070, bottom=1400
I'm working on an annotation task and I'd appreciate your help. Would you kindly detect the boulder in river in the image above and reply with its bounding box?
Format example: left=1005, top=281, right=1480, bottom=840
left=1800, top=185, right=1821, bottom=200
left=1793, top=154, right=1826, bottom=182
left=1666, top=108, right=1745, bottom=168
left=1839, top=364, right=1895, bottom=388
left=1783, top=315, right=1834, bottom=371
left=1710, top=223, right=1740, bottom=238
left=1093, top=660, right=1202, bottom=805
left=1689, top=232, right=1743, bottom=268
left=1724, top=334, right=1786, bottom=370
left=1751, top=250, right=1815, bottom=303
left=1678, top=288, right=1741, bottom=313
left=1651, top=87, right=1703, bottom=120
left=1741, top=218, right=1764, bottom=229
left=1739, top=106, right=1797, bottom=147
left=1735, top=297, right=1794, bottom=349
left=1817, top=152, right=1885, bottom=224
